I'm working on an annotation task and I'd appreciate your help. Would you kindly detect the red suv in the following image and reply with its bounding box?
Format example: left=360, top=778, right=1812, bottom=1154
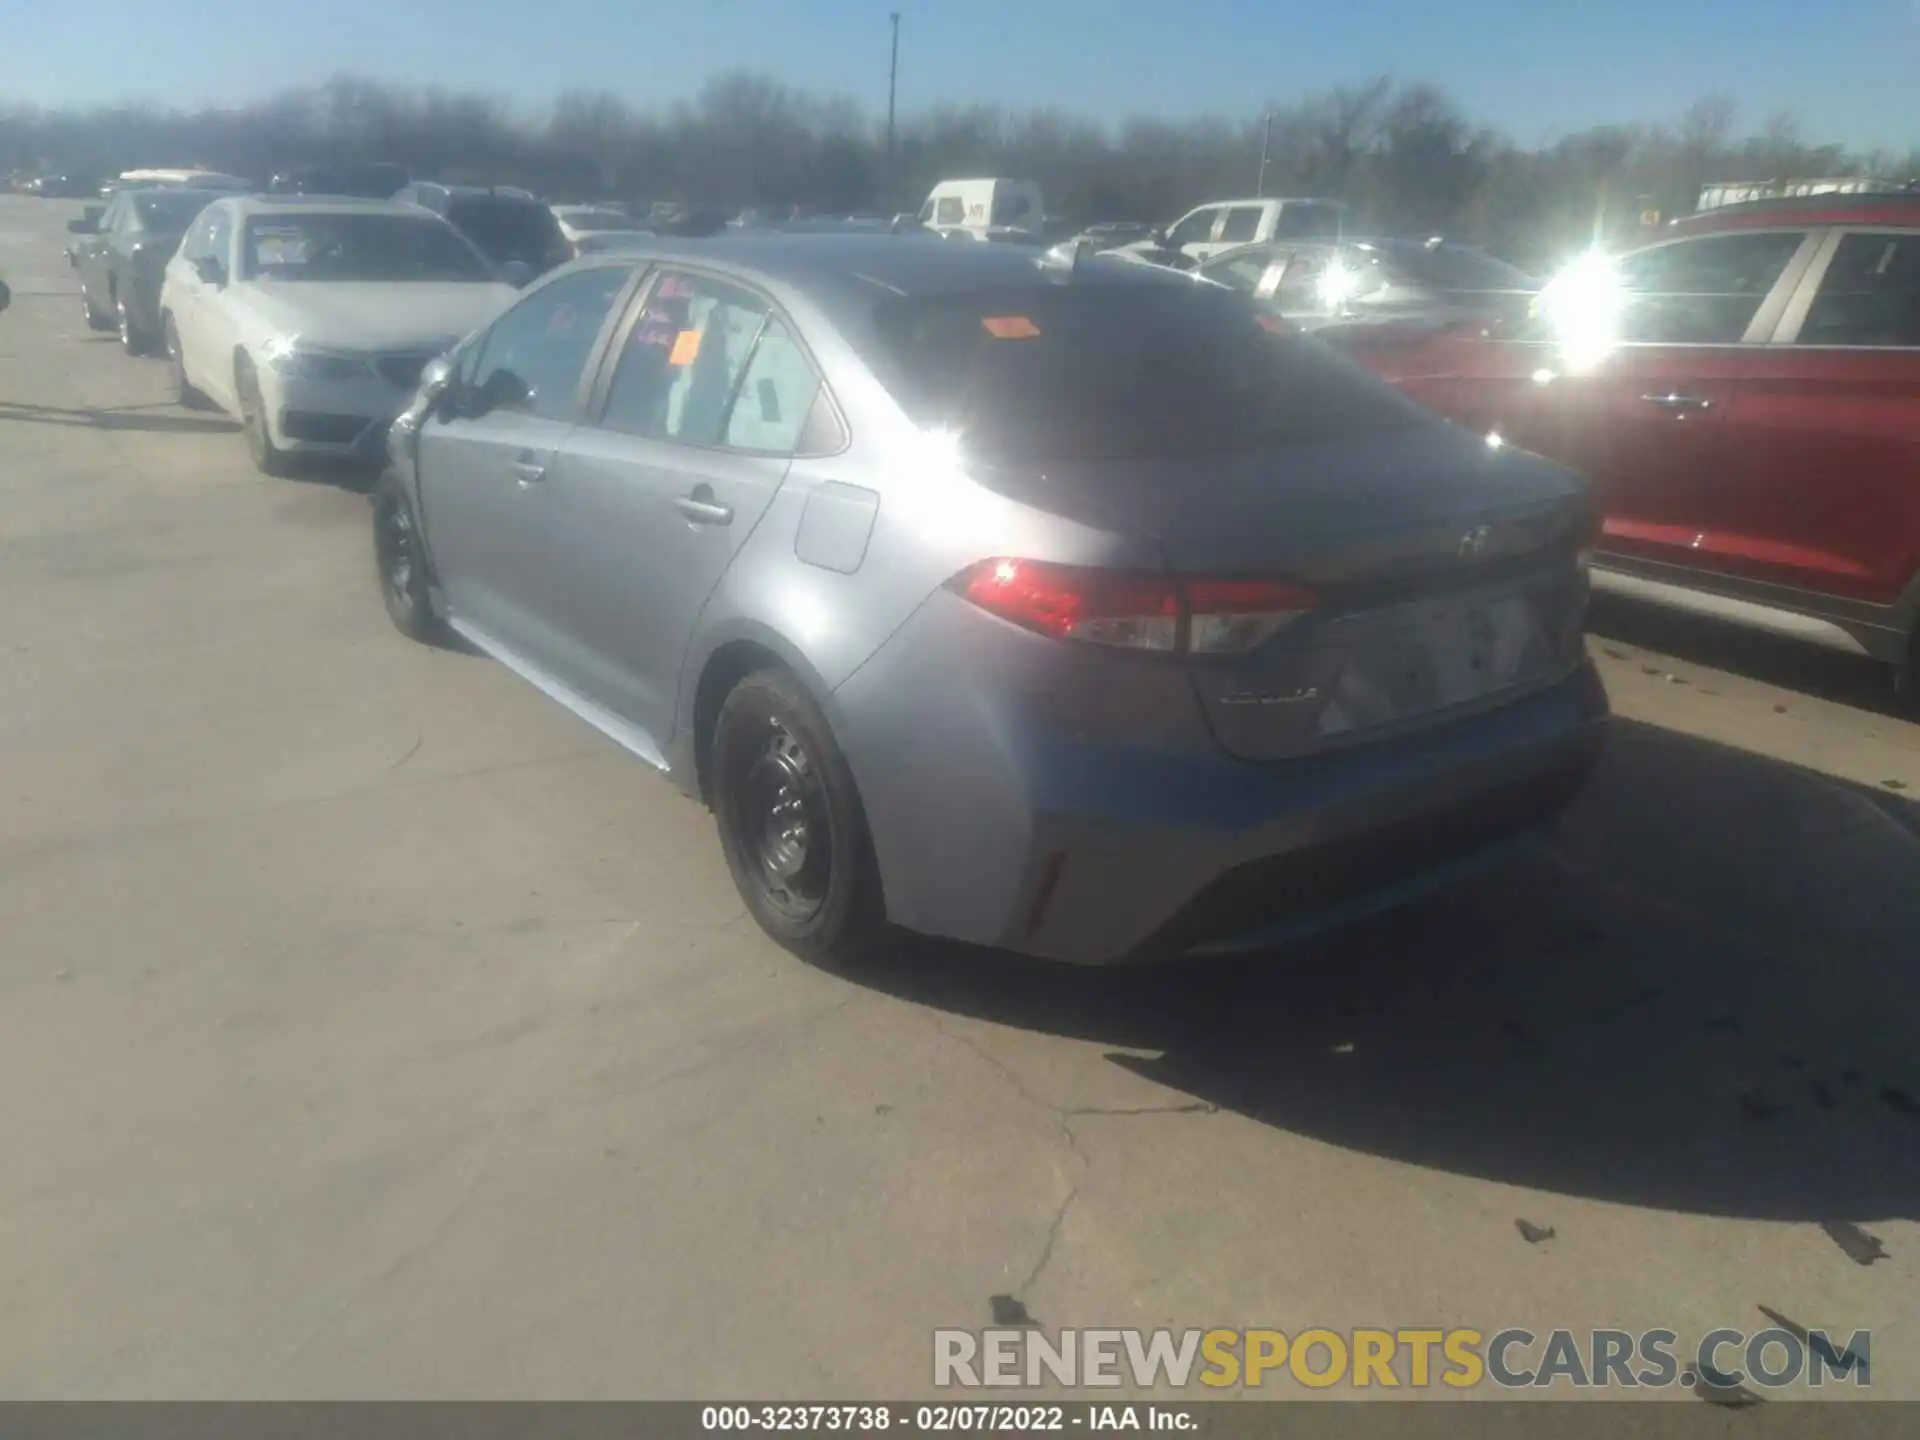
left=1358, top=194, right=1920, bottom=686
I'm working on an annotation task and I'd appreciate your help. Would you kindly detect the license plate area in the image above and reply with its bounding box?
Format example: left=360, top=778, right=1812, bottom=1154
left=1315, top=591, right=1557, bottom=739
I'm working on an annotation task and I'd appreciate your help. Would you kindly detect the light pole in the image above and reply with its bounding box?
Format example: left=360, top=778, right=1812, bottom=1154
left=885, top=12, right=902, bottom=213
left=1256, top=109, right=1273, bottom=198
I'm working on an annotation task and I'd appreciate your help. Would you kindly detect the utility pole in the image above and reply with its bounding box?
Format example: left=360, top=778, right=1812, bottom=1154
left=1256, top=109, right=1274, bottom=197
left=885, top=12, right=902, bottom=213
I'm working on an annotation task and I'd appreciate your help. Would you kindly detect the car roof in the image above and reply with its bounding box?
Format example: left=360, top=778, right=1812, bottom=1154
left=224, top=195, right=436, bottom=219
left=415, top=183, right=540, bottom=202
left=1666, top=193, right=1920, bottom=234
left=574, top=231, right=1206, bottom=302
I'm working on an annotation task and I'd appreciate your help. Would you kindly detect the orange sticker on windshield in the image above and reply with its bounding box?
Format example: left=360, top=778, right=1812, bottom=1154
left=669, top=329, right=703, bottom=366
left=981, top=315, right=1041, bottom=339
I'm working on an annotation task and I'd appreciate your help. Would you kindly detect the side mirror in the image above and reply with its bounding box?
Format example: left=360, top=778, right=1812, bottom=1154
left=66, top=216, right=97, bottom=235
left=418, top=354, right=455, bottom=404
left=499, top=260, right=535, bottom=288
left=192, top=256, right=225, bottom=286
left=0, top=278, right=10, bottom=313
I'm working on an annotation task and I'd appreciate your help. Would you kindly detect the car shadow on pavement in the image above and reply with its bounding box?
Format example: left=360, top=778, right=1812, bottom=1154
left=0, top=399, right=238, bottom=435
left=872, top=717, right=1920, bottom=1223
left=1590, top=593, right=1913, bottom=718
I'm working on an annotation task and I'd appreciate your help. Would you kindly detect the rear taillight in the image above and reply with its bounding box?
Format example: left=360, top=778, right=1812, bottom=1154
left=1186, top=577, right=1318, bottom=654
left=948, top=559, right=1315, bottom=656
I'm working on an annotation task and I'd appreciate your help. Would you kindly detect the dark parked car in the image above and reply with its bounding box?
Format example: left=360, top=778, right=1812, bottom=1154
left=1355, top=193, right=1920, bottom=688
left=1198, top=237, right=1538, bottom=344
left=67, top=187, right=215, bottom=353
left=391, top=182, right=570, bottom=282
left=372, top=236, right=1606, bottom=967
left=269, top=162, right=410, bottom=199
left=31, top=174, right=100, bottom=199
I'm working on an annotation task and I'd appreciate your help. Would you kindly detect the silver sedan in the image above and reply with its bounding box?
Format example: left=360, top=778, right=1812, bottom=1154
left=373, top=235, right=1608, bottom=965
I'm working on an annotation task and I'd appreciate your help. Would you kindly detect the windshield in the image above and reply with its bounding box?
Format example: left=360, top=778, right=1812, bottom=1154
left=868, top=283, right=1423, bottom=462
left=134, top=191, right=212, bottom=230
left=241, top=213, right=494, bottom=282
left=445, top=198, right=569, bottom=265
left=1371, top=241, right=1535, bottom=291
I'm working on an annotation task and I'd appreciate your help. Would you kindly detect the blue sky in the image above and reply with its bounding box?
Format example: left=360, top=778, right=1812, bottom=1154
left=5, top=0, right=1915, bottom=151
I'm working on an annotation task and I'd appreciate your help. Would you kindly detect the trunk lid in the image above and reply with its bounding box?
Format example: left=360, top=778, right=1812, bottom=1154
left=973, top=420, right=1594, bottom=761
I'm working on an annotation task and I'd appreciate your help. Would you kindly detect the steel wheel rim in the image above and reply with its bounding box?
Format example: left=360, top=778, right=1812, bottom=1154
left=733, top=718, right=831, bottom=921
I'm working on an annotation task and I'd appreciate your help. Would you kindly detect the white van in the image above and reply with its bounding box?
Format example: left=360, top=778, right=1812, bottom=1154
left=917, top=178, right=1046, bottom=241
left=1115, top=197, right=1347, bottom=265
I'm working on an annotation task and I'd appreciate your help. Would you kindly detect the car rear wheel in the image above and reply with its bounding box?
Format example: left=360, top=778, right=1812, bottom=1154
left=371, top=473, right=448, bottom=645
left=711, top=669, right=889, bottom=966
left=234, top=355, right=294, bottom=477
left=164, top=316, right=212, bottom=410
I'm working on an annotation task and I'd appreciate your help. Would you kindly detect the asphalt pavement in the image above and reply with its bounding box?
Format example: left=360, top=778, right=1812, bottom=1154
left=2, top=195, right=1917, bottom=1401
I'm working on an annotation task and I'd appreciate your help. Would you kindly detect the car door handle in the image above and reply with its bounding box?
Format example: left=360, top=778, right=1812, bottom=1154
left=511, top=453, right=547, bottom=485
left=1642, top=392, right=1713, bottom=411
left=674, top=490, right=734, bottom=526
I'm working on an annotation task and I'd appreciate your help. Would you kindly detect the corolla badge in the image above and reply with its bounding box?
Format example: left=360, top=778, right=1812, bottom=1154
left=1457, top=524, right=1493, bottom=560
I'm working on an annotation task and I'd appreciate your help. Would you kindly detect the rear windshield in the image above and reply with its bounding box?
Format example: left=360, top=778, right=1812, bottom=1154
left=135, top=191, right=212, bottom=230
left=445, top=199, right=569, bottom=265
left=1373, top=241, right=1534, bottom=291
left=868, top=283, right=1424, bottom=462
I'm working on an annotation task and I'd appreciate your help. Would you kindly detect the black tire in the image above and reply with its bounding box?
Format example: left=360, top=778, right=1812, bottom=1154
left=82, top=288, right=114, bottom=332
left=371, top=474, right=448, bottom=645
left=164, top=315, right=212, bottom=410
left=711, top=669, right=889, bottom=966
left=234, top=354, right=294, bottom=477
left=116, top=294, right=149, bottom=356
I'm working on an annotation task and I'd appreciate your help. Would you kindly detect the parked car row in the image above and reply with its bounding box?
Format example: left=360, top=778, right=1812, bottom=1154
left=48, top=183, right=1915, bottom=972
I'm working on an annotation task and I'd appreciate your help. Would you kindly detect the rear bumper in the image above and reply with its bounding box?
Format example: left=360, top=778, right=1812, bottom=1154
left=835, top=606, right=1608, bottom=965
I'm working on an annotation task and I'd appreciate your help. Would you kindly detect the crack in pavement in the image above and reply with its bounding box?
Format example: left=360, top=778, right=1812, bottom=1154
left=923, top=1018, right=1216, bottom=1306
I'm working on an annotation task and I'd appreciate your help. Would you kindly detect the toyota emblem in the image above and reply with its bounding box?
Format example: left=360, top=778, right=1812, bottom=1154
left=1458, top=524, right=1493, bottom=560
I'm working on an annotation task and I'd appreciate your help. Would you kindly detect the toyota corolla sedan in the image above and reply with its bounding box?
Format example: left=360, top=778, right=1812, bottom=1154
left=159, top=195, right=520, bottom=473
left=373, top=236, right=1609, bottom=966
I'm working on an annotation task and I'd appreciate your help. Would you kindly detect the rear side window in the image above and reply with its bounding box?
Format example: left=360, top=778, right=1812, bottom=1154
left=1796, top=233, right=1920, bottom=347
left=724, top=318, right=827, bottom=453
left=601, top=270, right=769, bottom=445
left=1219, top=206, right=1263, bottom=244
left=1614, top=231, right=1805, bottom=344
left=866, top=284, right=1423, bottom=462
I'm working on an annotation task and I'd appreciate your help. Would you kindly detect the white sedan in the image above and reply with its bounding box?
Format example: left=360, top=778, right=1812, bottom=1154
left=159, top=195, right=520, bottom=475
